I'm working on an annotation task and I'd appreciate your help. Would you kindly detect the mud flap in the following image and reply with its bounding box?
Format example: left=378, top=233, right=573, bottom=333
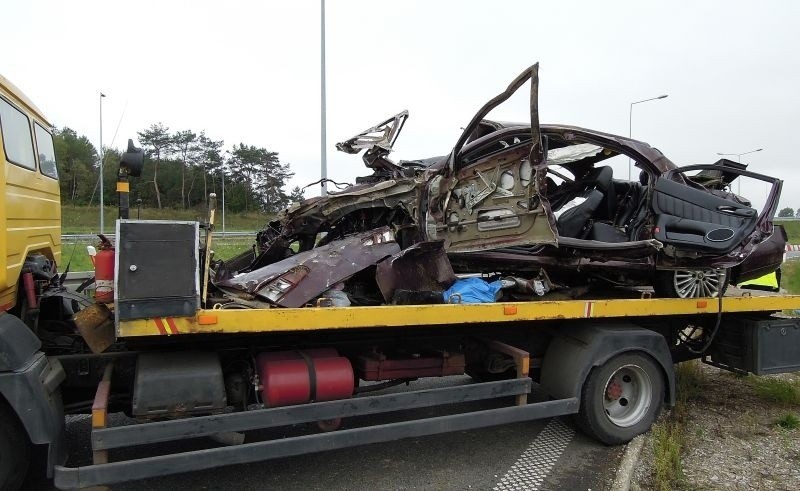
left=0, top=313, right=67, bottom=476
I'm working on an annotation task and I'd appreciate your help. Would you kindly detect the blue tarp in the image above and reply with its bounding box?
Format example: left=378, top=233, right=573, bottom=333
left=443, top=277, right=503, bottom=304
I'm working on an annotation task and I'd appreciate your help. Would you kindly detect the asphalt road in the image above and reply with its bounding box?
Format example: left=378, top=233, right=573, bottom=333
left=33, top=377, right=623, bottom=491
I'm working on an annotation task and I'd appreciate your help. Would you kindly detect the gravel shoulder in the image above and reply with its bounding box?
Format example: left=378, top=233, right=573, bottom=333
left=631, top=363, right=800, bottom=490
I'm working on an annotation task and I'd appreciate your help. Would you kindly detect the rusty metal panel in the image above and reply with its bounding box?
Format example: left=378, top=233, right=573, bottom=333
left=356, top=351, right=465, bottom=380
left=375, top=241, right=455, bottom=303
left=218, top=227, right=400, bottom=308
left=73, top=303, right=115, bottom=353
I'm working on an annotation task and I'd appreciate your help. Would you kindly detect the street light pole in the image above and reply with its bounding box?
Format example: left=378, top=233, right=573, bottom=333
left=320, top=0, right=328, bottom=197
left=628, top=94, right=668, bottom=181
left=716, top=148, right=763, bottom=195
left=220, top=151, right=230, bottom=235
left=99, top=92, right=106, bottom=233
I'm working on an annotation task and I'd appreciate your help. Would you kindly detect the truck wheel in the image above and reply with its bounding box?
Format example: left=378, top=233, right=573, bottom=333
left=576, top=352, right=664, bottom=445
left=0, top=403, right=31, bottom=490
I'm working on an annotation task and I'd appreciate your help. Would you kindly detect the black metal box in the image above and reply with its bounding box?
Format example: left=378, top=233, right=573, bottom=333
left=115, top=220, right=199, bottom=320
left=710, top=315, right=800, bottom=375
left=132, top=352, right=226, bottom=418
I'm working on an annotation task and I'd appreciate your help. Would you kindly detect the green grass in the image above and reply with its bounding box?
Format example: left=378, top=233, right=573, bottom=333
left=651, top=360, right=705, bottom=490
left=749, top=376, right=800, bottom=406
left=61, top=236, right=256, bottom=272
left=61, top=205, right=269, bottom=234
left=782, top=260, right=800, bottom=295
left=652, top=421, right=685, bottom=490
left=675, top=359, right=705, bottom=406
left=60, top=204, right=263, bottom=272
left=776, top=219, right=800, bottom=243
left=776, top=412, right=800, bottom=430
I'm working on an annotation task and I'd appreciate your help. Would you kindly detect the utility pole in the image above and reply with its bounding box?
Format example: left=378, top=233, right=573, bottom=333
left=99, top=92, right=106, bottom=233
left=320, top=0, right=328, bottom=196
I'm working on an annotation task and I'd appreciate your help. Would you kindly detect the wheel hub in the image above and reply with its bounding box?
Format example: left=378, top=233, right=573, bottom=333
left=602, top=364, right=653, bottom=427
left=606, top=379, right=623, bottom=400
left=673, top=269, right=726, bottom=298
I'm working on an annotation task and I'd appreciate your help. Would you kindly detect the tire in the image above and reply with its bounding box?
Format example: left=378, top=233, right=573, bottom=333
left=653, top=268, right=730, bottom=298
left=0, top=403, right=31, bottom=490
left=576, top=352, right=665, bottom=445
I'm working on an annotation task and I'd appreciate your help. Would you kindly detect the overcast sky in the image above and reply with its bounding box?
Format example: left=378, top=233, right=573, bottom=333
left=3, top=0, right=799, bottom=212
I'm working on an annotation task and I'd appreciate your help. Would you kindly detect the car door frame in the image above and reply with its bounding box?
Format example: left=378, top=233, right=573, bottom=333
left=423, top=63, right=559, bottom=253
left=654, top=164, right=782, bottom=268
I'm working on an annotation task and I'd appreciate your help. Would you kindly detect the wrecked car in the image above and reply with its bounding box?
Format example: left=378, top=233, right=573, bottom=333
left=220, top=63, right=783, bottom=305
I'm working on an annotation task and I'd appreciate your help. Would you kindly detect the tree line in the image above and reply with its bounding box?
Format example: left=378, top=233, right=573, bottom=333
left=54, top=123, right=304, bottom=213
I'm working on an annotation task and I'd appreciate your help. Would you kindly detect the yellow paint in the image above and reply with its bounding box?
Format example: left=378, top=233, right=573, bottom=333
left=0, top=74, right=60, bottom=310
left=91, top=408, right=107, bottom=429
left=116, top=295, right=800, bottom=338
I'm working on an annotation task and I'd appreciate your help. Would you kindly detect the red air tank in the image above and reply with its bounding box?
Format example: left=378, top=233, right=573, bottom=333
left=94, top=241, right=115, bottom=304
left=256, top=349, right=354, bottom=407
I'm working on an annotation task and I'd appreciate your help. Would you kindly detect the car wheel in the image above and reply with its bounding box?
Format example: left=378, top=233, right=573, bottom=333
left=0, top=403, right=31, bottom=490
left=576, top=352, right=664, bottom=445
left=653, top=268, right=730, bottom=298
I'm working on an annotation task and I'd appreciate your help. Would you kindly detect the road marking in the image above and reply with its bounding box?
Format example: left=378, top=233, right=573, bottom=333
left=493, top=418, right=575, bottom=491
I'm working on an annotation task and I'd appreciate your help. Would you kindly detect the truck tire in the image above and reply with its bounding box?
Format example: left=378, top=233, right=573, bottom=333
left=576, top=352, right=664, bottom=445
left=0, top=403, right=31, bottom=490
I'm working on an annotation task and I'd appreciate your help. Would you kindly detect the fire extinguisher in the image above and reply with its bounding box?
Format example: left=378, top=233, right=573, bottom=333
left=93, top=234, right=115, bottom=303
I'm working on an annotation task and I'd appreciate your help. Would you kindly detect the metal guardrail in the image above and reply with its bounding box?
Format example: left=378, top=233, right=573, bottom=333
left=62, top=271, right=94, bottom=292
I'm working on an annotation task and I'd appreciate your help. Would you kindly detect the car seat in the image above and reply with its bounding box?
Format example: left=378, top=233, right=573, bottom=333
left=555, top=166, right=613, bottom=239
left=557, top=190, right=605, bottom=238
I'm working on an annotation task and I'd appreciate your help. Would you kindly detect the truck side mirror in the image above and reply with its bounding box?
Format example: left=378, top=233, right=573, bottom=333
left=120, top=139, right=144, bottom=177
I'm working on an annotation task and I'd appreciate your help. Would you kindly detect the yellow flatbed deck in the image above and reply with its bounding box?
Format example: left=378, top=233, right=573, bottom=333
left=117, top=289, right=800, bottom=338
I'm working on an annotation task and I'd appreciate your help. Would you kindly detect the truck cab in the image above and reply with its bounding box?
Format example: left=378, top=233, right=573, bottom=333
left=0, top=74, right=61, bottom=313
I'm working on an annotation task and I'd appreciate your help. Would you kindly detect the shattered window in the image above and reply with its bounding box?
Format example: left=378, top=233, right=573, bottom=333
left=546, top=143, right=604, bottom=165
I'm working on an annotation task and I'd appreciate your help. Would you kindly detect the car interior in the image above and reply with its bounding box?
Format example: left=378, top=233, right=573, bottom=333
left=542, top=141, right=650, bottom=245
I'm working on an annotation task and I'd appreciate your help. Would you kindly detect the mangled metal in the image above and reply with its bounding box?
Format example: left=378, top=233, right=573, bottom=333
left=217, top=227, right=400, bottom=308
left=375, top=241, right=456, bottom=304
left=336, top=110, right=409, bottom=178
left=208, top=61, right=784, bottom=305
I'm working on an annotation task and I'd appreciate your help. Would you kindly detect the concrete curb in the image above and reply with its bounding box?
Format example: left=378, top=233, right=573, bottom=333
left=611, top=434, right=645, bottom=491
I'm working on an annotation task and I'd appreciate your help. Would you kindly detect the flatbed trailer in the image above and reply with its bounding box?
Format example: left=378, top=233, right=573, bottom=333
left=116, top=292, right=800, bottom=337
left=33, top=289, right=797, bottom=489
